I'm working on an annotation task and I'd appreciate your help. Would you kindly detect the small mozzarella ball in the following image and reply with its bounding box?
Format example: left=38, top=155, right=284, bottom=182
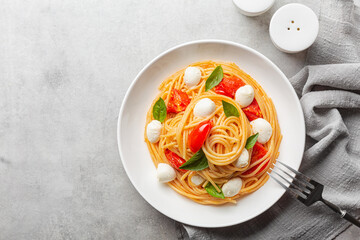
left=234, top=149, right=249, bottom=168
left=156, top=163, right=176, bottom=183
left=222, top=178, right=243, bottom=198
left=184, top=67, right=202, bottom=87
left=190, top=175, right=204, bottom=186
left=235, top=85, right=254, bottom=108
left=250, top=118, right=272, bottom=144
left=146, top=120, right=162, bottom=143
left=193, top=98, right=216, bottom=118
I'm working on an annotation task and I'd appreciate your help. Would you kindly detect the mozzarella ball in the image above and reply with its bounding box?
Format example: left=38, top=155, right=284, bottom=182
left=156, top=163, right=176, bottom=183
left=250, top=118, right=272, bottom=144
left=222, top=178, right=243, bottom=198
left=234, top=149, right=249, bottom=168
left=190, top=175, right=204, bottom=186
left=184, top=67, right=202, bottom=87
left=235, top=85, right=254, bottom=108
left=146, top=120, right=162, bottom=143
left=193, top=98, right=216, bottom=118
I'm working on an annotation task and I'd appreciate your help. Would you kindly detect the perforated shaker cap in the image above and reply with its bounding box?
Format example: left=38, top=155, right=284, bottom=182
left=233, top=0, right=275, bottom=17
left=269, top=3, right=319, bottom=53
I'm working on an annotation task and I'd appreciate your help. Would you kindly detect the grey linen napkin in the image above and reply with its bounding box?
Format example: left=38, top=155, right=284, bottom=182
left=178, top=0, right=360, bottom=239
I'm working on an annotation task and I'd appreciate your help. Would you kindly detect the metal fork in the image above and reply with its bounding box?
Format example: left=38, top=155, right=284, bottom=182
left=268, top=161, right=360, bottom=228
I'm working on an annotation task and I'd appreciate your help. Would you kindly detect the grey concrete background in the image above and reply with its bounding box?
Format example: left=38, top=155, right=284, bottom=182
left=0, top=0, right=358, bottom=239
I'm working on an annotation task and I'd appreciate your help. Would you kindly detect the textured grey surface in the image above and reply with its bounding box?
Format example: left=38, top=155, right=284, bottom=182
left=0, top=0, right=356, bottom=239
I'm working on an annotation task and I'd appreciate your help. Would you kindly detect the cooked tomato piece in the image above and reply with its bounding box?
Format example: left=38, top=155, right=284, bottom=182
left=242, top=99, right=263, bottom=121
left=214, top=76, right=245, bottom=98
left=250, top=142, right=267, bottom=164
left=165, top=149, right=187, bottom=172
left=242, top=142, right=268, bottom=175
left=167, top=89, right=191, bottom=113
left=188, top=120, right=213, bottom=153
left=243, top=161, right=269, bottom=175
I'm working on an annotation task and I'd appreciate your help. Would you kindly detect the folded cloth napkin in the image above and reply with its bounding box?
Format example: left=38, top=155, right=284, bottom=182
left=178, top=0, right=360, bottom=239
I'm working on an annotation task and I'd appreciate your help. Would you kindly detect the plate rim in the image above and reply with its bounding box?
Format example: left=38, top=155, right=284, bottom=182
left=117, top=39, right=306, bottom=228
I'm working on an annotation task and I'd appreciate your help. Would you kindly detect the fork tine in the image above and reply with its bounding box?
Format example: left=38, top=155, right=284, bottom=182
left=267, top=173, right=307, bottom=200
left=274, top=164, right=315, bottom=190
left=270, top=168, right=311, bottom=194
left=277, top=161, right=310, bottom=181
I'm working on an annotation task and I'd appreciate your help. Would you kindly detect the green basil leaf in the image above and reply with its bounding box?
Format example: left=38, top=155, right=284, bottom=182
left=179, top=149, right=209, bottom=171
left=205, top=182, right=225, bottom=199
left=245, top=133, right=259, bottom=149
left=205, top=66, right=223, bottom=91
left=152, top=97, right=167, bottom=123
left=222, top=100, right=240, bottom=118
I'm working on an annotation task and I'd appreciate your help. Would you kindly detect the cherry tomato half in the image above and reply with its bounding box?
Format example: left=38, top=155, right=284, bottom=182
left=167, top=89, right=191, bottom=113
left=214, top=76, right=245, bottom=98
left=165, top=149, right=187, bottom=172
left=188, top=120, right=213, bottom=153
left=242, top=99, right=263, bottom=121
left=242, top=142, right=268, bottom=175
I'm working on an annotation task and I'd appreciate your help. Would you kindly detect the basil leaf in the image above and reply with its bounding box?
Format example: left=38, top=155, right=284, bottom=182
left=205, top=183, right=225, bottom=199
left=179, top=149, right=209, bottom=171
left=222, top=100, right=240, bottom=118
left=245, top=133, right=259, bottom=149
left=152, top=97, right=167, bottom=123
left=205, top=66, right=223, bottom=91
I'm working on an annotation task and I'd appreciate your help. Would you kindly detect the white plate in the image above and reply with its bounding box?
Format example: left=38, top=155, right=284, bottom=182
left=117, top=40, right=305, bottom=228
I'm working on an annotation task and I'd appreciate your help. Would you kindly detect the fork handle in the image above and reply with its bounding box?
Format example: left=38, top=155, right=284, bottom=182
left=322, top=199, right=360, bottom=228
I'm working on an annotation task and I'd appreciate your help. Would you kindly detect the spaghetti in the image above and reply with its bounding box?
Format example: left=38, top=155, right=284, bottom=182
left=145, top=61, right=282, bottom=205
